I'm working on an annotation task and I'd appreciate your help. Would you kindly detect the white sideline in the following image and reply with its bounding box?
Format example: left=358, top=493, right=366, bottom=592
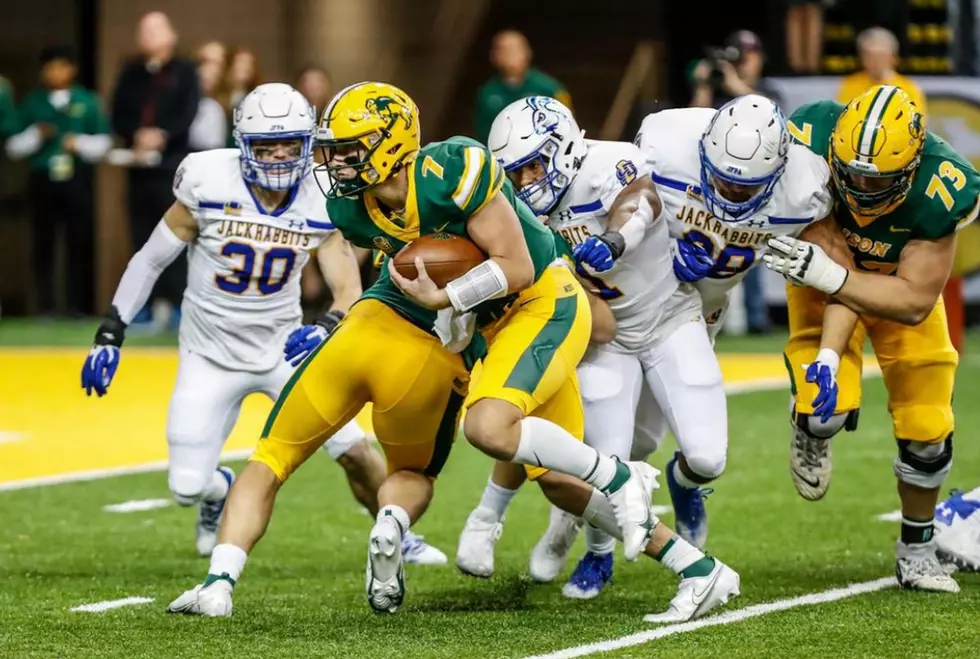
left=102, top=498, right=173, bottom=513
left=523, top=577, right=897, bottom=659
left=70, top=596, right=155, bottom=613
left=0, top=364, right=884, bottom=494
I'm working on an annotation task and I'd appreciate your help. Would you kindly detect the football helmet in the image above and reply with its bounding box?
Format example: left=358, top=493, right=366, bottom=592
left=830, top=85, right=925, bottom=218
left=233, top=83, right=316, bottom=191
left=315, top=81, right=420, bottom=198
left=487, top=96, right=586, bottom=215
left=699, top=94, right=790, bottom=223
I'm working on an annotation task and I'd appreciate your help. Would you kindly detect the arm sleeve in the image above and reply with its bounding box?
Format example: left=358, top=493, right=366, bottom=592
left=111, top=219, right=189, bottom=324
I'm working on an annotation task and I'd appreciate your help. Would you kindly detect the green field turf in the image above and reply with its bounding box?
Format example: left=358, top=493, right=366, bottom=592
left=1, top=322, right=978, bottom=658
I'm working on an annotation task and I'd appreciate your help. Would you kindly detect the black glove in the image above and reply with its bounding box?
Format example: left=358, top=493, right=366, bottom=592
left=314, top=309, right=346, bottom=334
left=94, top=305, right=126, bottom=348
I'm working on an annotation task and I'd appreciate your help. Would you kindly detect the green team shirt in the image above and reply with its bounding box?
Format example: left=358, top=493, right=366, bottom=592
left=0, top=76, right=17, bottom=138
left=328, top=135, right=557, bottom=332
left=475, top=69, right=571, bottom=143
left=14, top=85, right=110, bottom=174
left=788, top=100, right=980, bottom=273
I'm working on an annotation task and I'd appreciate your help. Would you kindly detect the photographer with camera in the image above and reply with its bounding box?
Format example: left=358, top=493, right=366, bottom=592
left=690, top=30, right=782, bottom=110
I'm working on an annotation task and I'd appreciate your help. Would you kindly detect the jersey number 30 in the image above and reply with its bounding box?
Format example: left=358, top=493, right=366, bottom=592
left=215, top=242, right=296, bottom=295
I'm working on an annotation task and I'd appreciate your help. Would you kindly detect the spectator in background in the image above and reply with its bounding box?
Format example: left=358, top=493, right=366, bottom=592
left=5, top=46, right=111, bottom=317
left=111, top=11, right=199, bottom=330
left=296, top=65, right=332, bottom=117
left=837, top=27, right=926, bottom=114
left=786, top=0, right=824, bottom=74
left=690, top=30, right=782, bottom=109
left=189, top=42, right=228, bottom=151
left=475, top=30, right=571, bottom=144
left=224, top=48, right=262, bottom=112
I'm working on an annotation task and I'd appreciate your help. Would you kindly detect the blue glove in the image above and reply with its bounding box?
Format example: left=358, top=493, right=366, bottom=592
left=81, top=307, right=125, bottom=397
left=573, top=232, right=625, bottom=273
left=805, top=360, right=839, bottom=423
left=283, top=310, right=345, bottom=367
left=672, top=237, right=715, bottom=283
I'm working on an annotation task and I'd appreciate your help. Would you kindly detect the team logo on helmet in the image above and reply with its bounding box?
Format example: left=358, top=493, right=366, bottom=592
left=366, top=96, right=413, bottom=130
left=524, top=96, right=562, bottom=136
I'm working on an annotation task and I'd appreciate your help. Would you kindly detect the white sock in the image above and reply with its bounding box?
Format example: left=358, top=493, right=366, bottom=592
left=208, top=543, right=247, bottom=584
left=201, top=468, right=231, bottom=503
left=514, top=417, right=621, bottom=491
left=582, top=487, right=623, bottom=542
left=477, top=478, right=519, bottom=522
left=672, top=460, right=700, bottom=490
left=585, top=524, right=616, bottom=555
left=657, top=536, right=708, bottom=576
left=377, top=504, right=410, bottom=535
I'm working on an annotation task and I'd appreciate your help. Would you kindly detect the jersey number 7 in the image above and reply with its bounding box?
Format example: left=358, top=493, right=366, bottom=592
left=215, top=241, right=297, bottom=295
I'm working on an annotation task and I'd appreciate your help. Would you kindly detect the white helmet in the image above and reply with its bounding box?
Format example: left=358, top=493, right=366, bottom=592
left=698, top=94, right=789, bottom=223
left=233, top=82, right=316, bottom=191
left=487, top=96, right=587, bottom=215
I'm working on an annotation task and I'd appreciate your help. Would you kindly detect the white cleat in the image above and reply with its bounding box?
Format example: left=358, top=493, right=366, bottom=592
left=644, top=560, right=740, bottom=624
left=605, top=460, right=660, bottom=562
left=934, top=489, right=980, bottom=572
left=529, top=505, right=584, bottom=583
left=895, top=540, right=960, bottom=593
left=402, top=531, right=448, bottom=566
left=166, top=578, right=234, bottom=617
left=789, top=425, right=831, bottom=501
left=196, top=466, right=235, bottom=557
left=456, top=507, right=503, bottom=578
left=366, top=517, right=406, bottom=613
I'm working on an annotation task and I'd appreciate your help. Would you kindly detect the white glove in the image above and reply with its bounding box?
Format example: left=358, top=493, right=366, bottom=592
left=433, top=307, right=477, bottom=354
left=763, top=236, right=849, bottom=295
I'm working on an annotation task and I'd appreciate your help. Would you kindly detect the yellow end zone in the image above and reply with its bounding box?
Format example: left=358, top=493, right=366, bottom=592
left=0, top=348, right=799, bottom=484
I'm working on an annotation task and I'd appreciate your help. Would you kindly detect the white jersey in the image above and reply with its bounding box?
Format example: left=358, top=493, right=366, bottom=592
left=173, top=149, right=334, bottom=372
left=636, top=108, right=833, bottom=323
left=546, top=139, right=700, bottom=353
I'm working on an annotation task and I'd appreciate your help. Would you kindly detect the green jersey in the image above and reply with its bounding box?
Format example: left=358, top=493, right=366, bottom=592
left=328, top=135, right=558, bottom=329
left=788, top=100, right=980, bottom=273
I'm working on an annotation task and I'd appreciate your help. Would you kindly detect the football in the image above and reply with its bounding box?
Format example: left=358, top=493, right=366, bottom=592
left=392, top=233, right=486, bottom=288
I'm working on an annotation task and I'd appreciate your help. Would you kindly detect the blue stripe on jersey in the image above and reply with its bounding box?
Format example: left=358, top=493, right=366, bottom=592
left=651, top=172, right=701, bottom=195
left=199, top=201, right=226, bottom=210
left=306, top=218, right=334, bottom=230
left=569, top=199, right=603, bottom=214
left=767, top=216, right=814, bottom=225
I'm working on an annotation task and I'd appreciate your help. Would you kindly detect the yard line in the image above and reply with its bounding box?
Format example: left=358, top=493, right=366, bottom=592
left=102, top=498, right=173, bottom=513
left=523, top=577, right=896, bottom=659
left=875, top=510, right=903, bottom=522
left=0, top=448, right=253, bottom=492
left=69, top=596, right=155, bottom=613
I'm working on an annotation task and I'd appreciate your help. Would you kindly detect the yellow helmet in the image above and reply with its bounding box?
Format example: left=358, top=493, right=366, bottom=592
left=830, top=85, right=926, bottom=218
left=315, top=81, right=420, bottom=198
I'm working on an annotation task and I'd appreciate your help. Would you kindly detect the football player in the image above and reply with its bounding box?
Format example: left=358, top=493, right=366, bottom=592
left=80, top=83, right=444, bottom=564
left=457, top=96, right=740, bottom=612
left=934, top=487, right=980, bottom=572
left=764, top=85, right=980, bottom=591
left=168, top=82, right=656, bottom=617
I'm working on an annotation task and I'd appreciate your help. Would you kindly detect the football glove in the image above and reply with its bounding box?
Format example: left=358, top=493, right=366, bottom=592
left=763, top=236, right=848, bottom=295
left=805, top=353, right=840, bottom=423
left=573, top=232, right=626, bottom=273
left=671, top=237, right=715, bottom=283
left=81, top=306, right=125, bottom=397
left=283, top=309, right=345, bottom=367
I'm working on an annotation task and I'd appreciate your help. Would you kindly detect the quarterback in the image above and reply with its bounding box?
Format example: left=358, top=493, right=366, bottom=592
left=764, top=85, right=980, bottom=591
left=168, top=82, right=655, bottom=616
left=456, top=96, right=739, bottom=617
left=78, top=83, right=438, bottom=559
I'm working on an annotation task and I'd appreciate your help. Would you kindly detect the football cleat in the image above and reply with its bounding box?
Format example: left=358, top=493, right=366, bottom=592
left=366, top=516, right=405, bottom=613
left=644, top=559, right=740, bottom=623
left=456, top=507, right=504, bottom=578
left=402, top=531, right=448, bottom=566
left=166, top=578, right=234, bottom=617
left=789, top=424, right=831, bottom=501
left=605, top=460, right=660, bottom=561
left=895, top=539, right=960, bottom=593
left=196, top=467, right=235, bottom=557
left=666, top=452, right=710, bottom=550
left=562, top=551, right=614, bottom=599
left=934, top=489, right=980, bottom=572
left=529, top=506, right=584, bottom=583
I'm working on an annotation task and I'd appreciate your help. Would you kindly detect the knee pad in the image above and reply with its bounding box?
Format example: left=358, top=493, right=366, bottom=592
left=682, top=451, right=727, bottom=482
left=894, top=435, right=953, bottom=489
left=792, top=407, right=859, bottom=440
left=169, top=468, right=210, bottom=507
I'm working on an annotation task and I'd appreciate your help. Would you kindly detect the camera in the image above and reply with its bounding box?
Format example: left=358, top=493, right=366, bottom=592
left=703, top=45, right=742, bottom=88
